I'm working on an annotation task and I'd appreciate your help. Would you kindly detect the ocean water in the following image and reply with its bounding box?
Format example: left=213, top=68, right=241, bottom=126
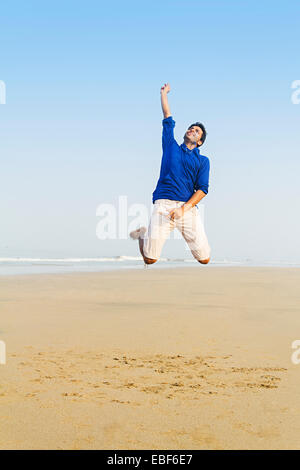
left=0, top=255, right=299, bottom=276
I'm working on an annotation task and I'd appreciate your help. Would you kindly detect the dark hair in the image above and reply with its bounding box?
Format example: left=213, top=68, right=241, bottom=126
left=188, top=122, right=207, bottom=147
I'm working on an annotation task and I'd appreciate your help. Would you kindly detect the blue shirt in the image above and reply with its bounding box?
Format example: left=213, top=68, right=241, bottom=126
left=152, top=116, right=210, bottom=203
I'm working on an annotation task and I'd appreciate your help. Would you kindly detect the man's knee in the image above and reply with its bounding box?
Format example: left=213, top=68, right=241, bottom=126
left=144, top=256, right=157, bottom=265
left=198, top=257, right=210, bottom=265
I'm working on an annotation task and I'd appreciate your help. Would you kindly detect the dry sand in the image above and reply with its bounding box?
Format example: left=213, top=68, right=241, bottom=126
left=1, top=266, right=300, bottom=449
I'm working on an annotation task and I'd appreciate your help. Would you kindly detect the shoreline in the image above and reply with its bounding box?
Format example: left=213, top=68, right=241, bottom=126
left=1, top=262, right=300, bottom=278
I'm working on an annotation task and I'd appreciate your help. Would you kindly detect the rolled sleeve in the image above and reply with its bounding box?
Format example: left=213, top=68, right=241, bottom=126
left=195, top=157, right=210, bottom=194
left=162, top=116, right=176, bottom=150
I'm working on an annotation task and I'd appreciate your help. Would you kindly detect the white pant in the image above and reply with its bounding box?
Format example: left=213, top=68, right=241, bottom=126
left=143, top=199, right=211, bottom=261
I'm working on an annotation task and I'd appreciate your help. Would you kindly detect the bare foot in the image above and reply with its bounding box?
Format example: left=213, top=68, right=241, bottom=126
left=129, top=227, right=146, bottom=240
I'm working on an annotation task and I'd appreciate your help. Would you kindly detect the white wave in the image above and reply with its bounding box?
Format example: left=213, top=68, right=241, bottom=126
left=1, top=257, right=297, bottom=267
left=0, top=256, right=170, bottom=263
left=0, top=257, right=128, bottom=263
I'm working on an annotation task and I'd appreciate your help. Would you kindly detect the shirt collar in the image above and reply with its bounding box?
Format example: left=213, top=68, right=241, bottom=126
left=181, top=142, right=199, bottom=155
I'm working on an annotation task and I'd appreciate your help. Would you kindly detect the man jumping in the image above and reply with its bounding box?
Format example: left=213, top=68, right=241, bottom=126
left=130, top=83, right=211, bottom=265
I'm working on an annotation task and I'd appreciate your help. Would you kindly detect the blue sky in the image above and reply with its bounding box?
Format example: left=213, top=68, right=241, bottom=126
left=1, top=0, right=300, bottom=261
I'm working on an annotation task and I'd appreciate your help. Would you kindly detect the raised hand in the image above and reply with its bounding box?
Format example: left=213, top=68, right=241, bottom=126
left=160, top=83, right=171, bottom=94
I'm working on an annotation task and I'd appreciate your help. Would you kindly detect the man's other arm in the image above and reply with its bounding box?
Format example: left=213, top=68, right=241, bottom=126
left=160, top=83, right=171, bottom=118
left=183, top=190, right=206, bottom=211
left=169, top=190, right=206, bottom=220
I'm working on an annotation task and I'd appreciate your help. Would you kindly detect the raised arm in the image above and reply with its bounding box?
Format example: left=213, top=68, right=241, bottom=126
left=160, top=83, right=171, bottom=119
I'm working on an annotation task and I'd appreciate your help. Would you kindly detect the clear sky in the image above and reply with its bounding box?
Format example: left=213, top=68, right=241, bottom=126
left=1, top=0, right=300, bottom=262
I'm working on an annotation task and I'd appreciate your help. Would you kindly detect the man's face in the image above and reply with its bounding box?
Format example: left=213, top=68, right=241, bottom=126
left=185, top=125, right=203, bottom=147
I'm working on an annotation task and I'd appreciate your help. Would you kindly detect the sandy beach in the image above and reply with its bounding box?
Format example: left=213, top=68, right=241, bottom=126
left=1, top=266, right=300, bottom=449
